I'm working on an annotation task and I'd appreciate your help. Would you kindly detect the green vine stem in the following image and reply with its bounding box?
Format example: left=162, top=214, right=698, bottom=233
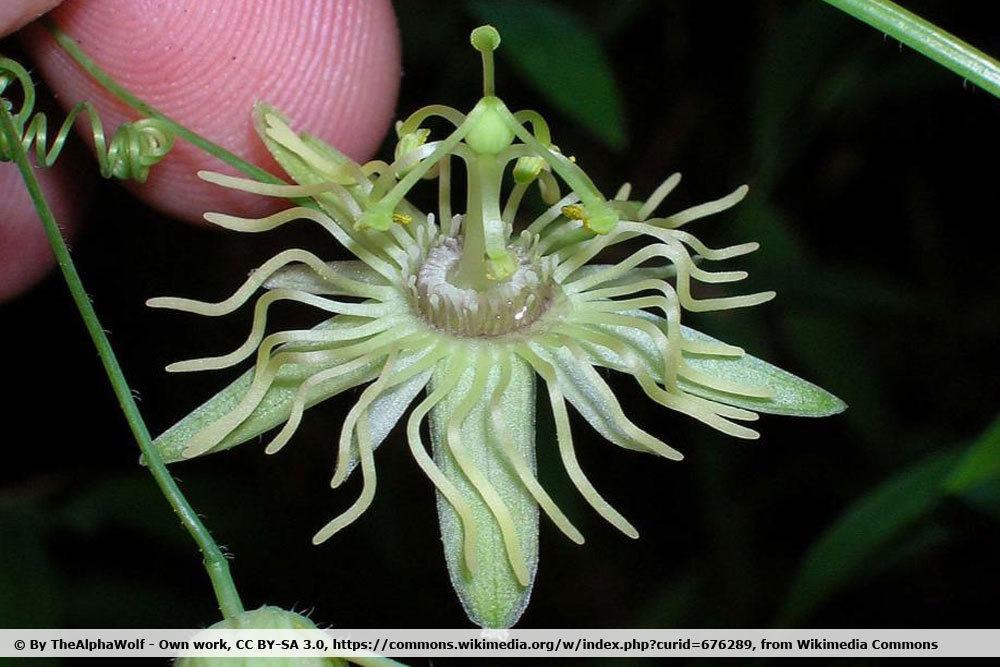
left=823, top=0, right=1000, bottom=98
left=43, top=18, right=277, bottom=184
left=0, top=105, right=245, bottom=621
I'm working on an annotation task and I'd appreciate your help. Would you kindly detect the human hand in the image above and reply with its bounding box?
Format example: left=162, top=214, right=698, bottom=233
left=0, top=0, right=400, bottom=301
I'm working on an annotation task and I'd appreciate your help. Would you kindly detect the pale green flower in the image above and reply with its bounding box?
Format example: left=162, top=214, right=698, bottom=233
left=151, top=26, right=844, bottom=628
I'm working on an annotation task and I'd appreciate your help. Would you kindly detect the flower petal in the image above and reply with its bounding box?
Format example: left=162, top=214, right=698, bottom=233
left=579, top=310, right=847, bottom=417
left=427, top=349, right=539, bottom=628
left=253, top=102, right=359, bottom=187
left=153, top=315, right=428, bottom=465
left=252, top=103, right=426, bottom=226
left=529, top=341, right=682, bottom=459
left=679, top=326, right=846, bottom=416
left=263, top=259, right=389, bottom=294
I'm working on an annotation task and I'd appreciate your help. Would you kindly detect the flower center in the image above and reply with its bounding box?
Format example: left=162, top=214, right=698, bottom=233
left=409, top=235, right=557, bottom=337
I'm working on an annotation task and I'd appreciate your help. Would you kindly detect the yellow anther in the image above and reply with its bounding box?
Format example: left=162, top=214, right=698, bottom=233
left=562, top=204, right=587, bottom=222
left=392, top=212, right=413, bottom=226
left=561, top=202, right=615, bottom=233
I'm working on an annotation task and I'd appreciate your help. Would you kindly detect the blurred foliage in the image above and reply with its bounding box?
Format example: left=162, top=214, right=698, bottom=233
left=467, top=0, right=628, bottom=148
left=1, top=0, right=999, bottom=652
left=946, top=416, right=1000, bottom=493
left=778, top=425, right=990, bottom=625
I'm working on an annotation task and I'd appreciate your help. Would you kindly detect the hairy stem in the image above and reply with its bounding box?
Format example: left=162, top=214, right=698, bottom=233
left=824, top=0, right=1000, bottom=98
left=0, top=106, right=244, bottom=620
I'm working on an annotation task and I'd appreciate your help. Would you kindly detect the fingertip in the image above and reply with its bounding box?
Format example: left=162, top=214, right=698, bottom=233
left=25, top=0, right=400, bottom=224
left=0, top=160, right=83, bottom=302
left=0, top=0, right=63, bottom=37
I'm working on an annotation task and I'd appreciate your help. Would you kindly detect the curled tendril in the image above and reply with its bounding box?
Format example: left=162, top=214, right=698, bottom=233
left=0, top=57, right=173, bottom=182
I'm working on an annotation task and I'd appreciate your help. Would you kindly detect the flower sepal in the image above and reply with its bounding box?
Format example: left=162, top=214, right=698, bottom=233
left=575, top=305, right=847, bottom=417
left=150, top=267, right=430, bottom=468
left=427, top=349, right=540, bottom=629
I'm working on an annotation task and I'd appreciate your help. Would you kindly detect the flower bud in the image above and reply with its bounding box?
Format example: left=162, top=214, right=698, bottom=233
left=176, top=606, right=347, bottom=667
left=394, top=128, right=430, bottom=176
left=513, top=156, right=546, bottom=184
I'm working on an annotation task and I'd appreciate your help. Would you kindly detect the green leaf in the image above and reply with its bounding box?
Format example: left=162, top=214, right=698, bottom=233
left=154, top=311, right=428, bottom=468
left=428, top=355, right=539, bottom=628
left=577, top=308, right=846, bottom=417
left=467, top=0, right=628, bottom=149
left=945, top=415, right=1000, bottom=493
left=777, top=449, right=959, bottom=625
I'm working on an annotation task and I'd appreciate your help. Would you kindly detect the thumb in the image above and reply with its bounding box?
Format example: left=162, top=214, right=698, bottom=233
left=25, top=0, right=401, bottom=223
left=0, top=0, right=72, bottom=302
left=0, top=162, right=82, bottom=301
left=0, top=0, right=62, bottom=35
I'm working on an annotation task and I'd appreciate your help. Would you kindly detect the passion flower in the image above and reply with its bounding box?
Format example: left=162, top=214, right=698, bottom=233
left=151, top=25, right=845, bottom=628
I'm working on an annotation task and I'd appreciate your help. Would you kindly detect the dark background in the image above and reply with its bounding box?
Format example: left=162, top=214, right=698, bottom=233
left=2, top=0, right=999, bottom=654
